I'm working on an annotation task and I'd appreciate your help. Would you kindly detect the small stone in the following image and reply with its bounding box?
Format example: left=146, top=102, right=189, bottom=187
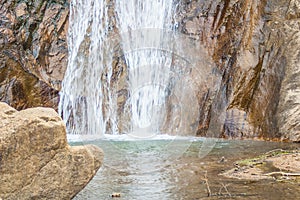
left=111, top=193, right=121, bottom=198
left=219, top=156, right=226, bottom=163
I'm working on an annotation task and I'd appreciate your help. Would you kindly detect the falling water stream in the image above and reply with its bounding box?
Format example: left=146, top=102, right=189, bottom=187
left=59, top=0, right=178, bottom=136
left=115, top=0, right=175, bottom=136
left=59, top=0, right=110, bottom=135
left=59, top=0, right=219, bottom=137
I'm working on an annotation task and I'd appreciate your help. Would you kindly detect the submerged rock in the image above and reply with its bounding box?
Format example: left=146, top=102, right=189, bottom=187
left=0, top=102, right=103, bottom=199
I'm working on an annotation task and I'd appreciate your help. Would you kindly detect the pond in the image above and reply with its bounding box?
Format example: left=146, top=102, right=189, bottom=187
left=71, top=136, right=299, bottom=199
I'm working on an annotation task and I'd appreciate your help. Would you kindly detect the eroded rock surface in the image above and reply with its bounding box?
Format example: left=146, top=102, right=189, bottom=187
left=177, top=0, right=300, bottom=141
left=0, top=102, right=103, bottom=199
left=0, top=0, right=68, bottom=110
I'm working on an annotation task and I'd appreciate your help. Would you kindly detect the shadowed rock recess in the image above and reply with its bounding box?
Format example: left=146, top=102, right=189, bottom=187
left=0, top=0, right=299, bottom=141
left=0, top=102, right=104, bottom=199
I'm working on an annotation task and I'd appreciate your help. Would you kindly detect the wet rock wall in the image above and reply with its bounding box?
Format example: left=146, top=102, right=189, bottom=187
left=0, top=0, right=68, bottom=110
left=0, top=0, right=299, bottom=141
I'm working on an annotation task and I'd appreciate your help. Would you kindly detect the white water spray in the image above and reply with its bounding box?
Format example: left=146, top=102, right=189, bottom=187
left=59, top=0, right=179, bottom=135
left=115, top=0, right=176, bottom=136
left=59, top=0, right=220, bottom=137
left=59, top=0, right=111, bottom=134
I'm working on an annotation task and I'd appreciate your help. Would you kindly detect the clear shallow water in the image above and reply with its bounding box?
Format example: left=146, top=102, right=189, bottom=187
left=72, top=138, right=299, bottom=200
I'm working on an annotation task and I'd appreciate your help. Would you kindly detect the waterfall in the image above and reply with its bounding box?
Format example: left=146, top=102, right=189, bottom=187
left=59, top=0, right=221, bottom=136
left=59, top=0, right=111, bottom=134
left=115, top=1, right=176, bottom=137
left=59, top=0, right=178, bottom=135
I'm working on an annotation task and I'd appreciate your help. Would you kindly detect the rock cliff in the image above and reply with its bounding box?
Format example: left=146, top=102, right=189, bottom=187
left=0, top=0, right=299, bottom=141
left=0, top=0, right=68, bottom=110
left=177, top=0, right=300, bottom=141
left=0, top=102, right=103, bottom=199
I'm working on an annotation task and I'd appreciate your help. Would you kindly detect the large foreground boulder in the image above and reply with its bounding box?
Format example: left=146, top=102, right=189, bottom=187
left=0, top=102, right=103, bottom=199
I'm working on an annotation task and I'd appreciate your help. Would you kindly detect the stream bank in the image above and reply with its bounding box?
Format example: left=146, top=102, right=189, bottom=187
left=73, top=138, right=299, bottom=199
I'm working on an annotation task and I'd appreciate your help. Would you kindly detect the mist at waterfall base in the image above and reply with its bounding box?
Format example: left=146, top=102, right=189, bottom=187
left=59, top=0, right=223, bottom=140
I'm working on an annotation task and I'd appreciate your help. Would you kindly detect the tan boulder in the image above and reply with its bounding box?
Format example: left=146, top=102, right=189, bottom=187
left=0, top=102, right=103, bottom=199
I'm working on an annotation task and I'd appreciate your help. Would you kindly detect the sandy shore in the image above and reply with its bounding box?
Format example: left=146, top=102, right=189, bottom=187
left=221, top=149, right=300, bottom=181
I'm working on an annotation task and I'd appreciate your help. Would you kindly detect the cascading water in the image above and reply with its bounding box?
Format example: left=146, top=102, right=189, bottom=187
left=59, top=0, right=179, bottom=136
left=59, top=0, right=111, bottom=135
left=59, top=0, right=221, bottom=137
left=115, top=1, right=176, bottom=137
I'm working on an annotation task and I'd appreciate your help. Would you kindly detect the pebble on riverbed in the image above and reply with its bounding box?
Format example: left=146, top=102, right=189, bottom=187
left=111, top=193, right=121, bottom=198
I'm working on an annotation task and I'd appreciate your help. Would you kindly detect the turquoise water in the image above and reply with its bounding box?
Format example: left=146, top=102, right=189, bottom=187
left=72, top=138, right=299, bottom=200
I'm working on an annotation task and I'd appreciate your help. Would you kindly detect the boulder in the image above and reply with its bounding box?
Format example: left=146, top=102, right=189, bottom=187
left=0, top=102, right=103, bottom=199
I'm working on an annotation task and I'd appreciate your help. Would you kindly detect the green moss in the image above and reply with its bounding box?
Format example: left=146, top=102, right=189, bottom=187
left=236, top=149, right=296, bottom=167
left=236, top=157, right=263, bottom=167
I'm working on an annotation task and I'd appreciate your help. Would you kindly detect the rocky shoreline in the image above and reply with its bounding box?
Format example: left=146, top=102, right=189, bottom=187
left=221, top=149, right=300, bottom=181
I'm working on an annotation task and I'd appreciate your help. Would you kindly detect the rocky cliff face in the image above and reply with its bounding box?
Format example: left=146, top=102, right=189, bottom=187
left=0, top=102, right=103, bottom=199
left=177, top=0, right=300, bottom=141
left=276, top=0, right=300, bottom=141
left=0, top=0, right=68, bottom=110
left=0, top=0, right=299, bottom=141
